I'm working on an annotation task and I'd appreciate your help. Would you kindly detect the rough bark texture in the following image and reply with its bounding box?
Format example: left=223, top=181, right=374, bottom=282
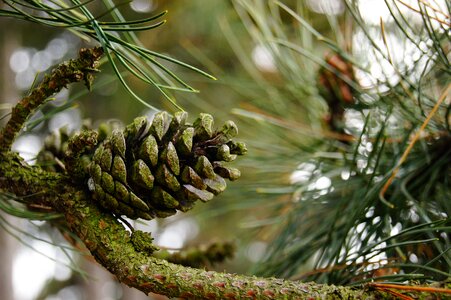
left=0, top=152, right=384, bottom=299
left=1, top=47, right=441, bottom=299
left=0, top=47, right=103, bottom=151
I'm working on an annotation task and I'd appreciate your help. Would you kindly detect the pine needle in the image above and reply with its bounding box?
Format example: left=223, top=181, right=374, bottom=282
left=379, top=84, right=451, bottom=204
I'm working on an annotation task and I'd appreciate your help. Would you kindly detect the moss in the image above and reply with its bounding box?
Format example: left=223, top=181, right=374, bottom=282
left=131, top=230, right=159, bottom=255
left=1, top=149, right=398, bottom=299
left=0, top=152, right=65, bottom=207
left=0, top=47, right=103, bottom=152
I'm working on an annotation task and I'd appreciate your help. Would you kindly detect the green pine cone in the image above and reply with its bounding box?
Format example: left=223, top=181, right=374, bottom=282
left=87, top=111, right=246, bottom=220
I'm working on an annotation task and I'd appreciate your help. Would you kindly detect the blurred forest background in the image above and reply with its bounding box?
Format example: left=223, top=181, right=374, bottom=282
left=0, top=0, right=449, bottom=299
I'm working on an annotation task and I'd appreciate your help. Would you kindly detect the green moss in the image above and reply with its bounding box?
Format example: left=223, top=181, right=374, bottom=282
left=0, top=151, right=393, bottom=299
left=131, top=230, right=159, bottom=255
left=0, top=48, right=103, bottom=152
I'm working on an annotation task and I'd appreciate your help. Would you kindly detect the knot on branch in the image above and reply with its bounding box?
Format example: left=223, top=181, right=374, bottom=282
left=156, top=241, right=236, bottom=268
left=51, top=47, right=103, bottom=91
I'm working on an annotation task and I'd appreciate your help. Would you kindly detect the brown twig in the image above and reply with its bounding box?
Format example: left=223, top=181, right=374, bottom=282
left=369, top=282, right=451, bottom=296
left=376, top=287, right=414, bottom=300
left=379, top=84, right=451, bottom=207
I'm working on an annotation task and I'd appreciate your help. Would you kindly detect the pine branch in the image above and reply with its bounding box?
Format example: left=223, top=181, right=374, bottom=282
left=1, top=150, right=448, bottom=298
left=0, top=47, right=103, bottom=152
left=0, top=1, right=215, bottom=108
left=228, top=0, right=450, bottom=284
left=0, top=152, right=387, bottom=299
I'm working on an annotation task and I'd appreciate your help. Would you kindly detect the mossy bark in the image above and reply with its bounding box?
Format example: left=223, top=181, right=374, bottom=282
left=0, top=47, right=103, bottom=152
left=0, top=152, right=387, bottom=299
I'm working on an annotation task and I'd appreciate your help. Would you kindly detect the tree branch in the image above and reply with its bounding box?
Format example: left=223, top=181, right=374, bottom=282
left=0, top=152, right=386, bottom=299
left=0, top=47, right=103, bottom=151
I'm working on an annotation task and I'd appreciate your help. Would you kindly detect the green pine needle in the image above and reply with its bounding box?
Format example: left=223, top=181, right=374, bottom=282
left=0, top=0, right=216, bottom=110
left=225, top=0, right=450, bottom=285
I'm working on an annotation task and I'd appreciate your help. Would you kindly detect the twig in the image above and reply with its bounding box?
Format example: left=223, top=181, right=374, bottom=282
left=369, top=282, right=451, bottom=295
left=396, top=0, right=450, bottom=26
left=377, top=288, right=414, bottom=300
left=0, top=47, right=103, bottom=151
left=379, top=84, right=451, bottom=207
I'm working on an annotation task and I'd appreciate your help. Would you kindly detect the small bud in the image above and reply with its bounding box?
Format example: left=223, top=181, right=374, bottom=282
left=131, top=230, right=158, bottom=254
left=97, top=122, right=111, bottom=141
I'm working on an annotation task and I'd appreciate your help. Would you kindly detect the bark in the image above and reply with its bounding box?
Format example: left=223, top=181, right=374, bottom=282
left=0, top=48, right=443, bottom=299
left=0, top=152, right=384, bottom=299
left=0, top=47, right=103, bottom=152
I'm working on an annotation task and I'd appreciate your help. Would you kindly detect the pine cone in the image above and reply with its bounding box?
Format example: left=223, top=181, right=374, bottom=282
left=87, top=111, right=246, bottom=220
left=36, top=120, right=122, bottom=172
left=36, top=126, right=71, bottom=172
